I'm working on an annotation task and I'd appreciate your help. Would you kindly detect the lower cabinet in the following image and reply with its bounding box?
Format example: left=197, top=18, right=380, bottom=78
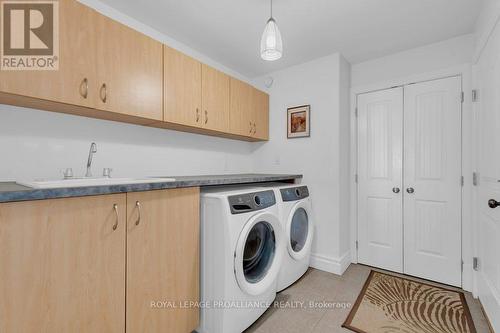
left=0, top=194, right=127, bottom=333
left=126, top=188, right=200, bottom=332
left=0, top=188, right=200, bottom=333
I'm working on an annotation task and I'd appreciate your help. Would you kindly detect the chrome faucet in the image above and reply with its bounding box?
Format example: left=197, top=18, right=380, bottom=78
left=85, top=142, right=97, bottom=177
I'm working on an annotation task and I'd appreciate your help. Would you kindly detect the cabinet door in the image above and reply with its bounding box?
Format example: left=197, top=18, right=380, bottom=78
left=0, top=194, right=126, bottom=333
left=0, top=0, right=97, bottom=108
left=252, top=88, right=270, bottom=140
left=96, top=15, right=163, bottom=121
left=164, top=46, right=202, bottom=127
left=201, top=64, right=230, bottom=132
left=126, top=188, right=200, bottom=333
left=230, top=78, right=253, bottom=137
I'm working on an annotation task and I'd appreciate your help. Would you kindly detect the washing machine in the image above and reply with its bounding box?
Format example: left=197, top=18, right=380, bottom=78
left=198, top=186, right=285, bottom=333
left=263, top=183, right=314, bottom=291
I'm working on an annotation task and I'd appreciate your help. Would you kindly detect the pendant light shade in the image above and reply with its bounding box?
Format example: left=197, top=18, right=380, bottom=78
left=260, top=0, right=282, bottom=61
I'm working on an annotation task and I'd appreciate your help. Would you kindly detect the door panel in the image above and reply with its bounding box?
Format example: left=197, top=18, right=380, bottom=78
left=126, top=188, right=199, bottom=333
left=253, top=87, right=270, bottom=140
left=473, top=31, right=500, bottom=329
left=96, top=15, right=163, bottom=121
left=201, top=64, right=230, bottom=132
left=0, top=194, right=126, bottom=333
left=164, top=46, right=202, bottom=127
left=403, top=76, right=462, bottom=286
left=230, top=78, right=253, bottom=136
left=357, top=87, right=403, bottom=272
left=0, top=0, right=97, bottom=108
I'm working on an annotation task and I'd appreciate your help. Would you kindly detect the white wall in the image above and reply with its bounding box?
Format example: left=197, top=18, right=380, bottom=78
left=351, top=34, right=474, bottom=88
left=474, top=0, right=500, bottom=62
left=0, top=0, right=256, bottom=181
left=0, top=105, right=254, bottom=181
left=252, top=53, right=351, bottom=274
left=338, top=55, right=351, bottom=257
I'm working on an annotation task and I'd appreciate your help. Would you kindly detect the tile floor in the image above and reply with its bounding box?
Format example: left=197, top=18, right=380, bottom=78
left=245, top=264, right=492, bottom=333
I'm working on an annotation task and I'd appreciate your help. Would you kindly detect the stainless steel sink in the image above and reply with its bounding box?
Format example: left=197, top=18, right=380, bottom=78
left=17, top=177, right=176, bottom=189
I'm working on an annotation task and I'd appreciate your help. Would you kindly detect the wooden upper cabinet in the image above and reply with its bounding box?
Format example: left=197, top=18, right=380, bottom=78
left=126, top=188, right=200, bottom=333
left=0, top=194, right=126, bottom=333
left=201, top=64, right=230, bottom=132
left=253, top=88, right=270, bottom=140
left=0, top=0, right=98, bottom=108
left=96, top=15, right=163, bottom=121
left=230, top=78, right=253, bottom=136
left=0, top=0, right=267, bottom=141
left=164, top=46, right=202, bottom=127
left=229, top=78, right=269, bottom=140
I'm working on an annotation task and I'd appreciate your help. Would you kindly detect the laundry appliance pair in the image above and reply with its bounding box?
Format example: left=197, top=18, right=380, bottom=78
left=197, top=183, right=314, bottom=333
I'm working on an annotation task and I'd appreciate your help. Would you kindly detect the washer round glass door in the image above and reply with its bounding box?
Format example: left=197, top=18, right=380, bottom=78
left=286, top=201, right=313, bottom=260
left=235, top=212, right=283, bottom=296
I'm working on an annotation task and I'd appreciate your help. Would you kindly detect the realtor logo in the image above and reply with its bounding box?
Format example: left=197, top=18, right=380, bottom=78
left=1, top=0, right=59, bottom=70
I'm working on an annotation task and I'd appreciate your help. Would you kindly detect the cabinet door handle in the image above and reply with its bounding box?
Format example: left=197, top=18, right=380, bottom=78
left=205, top=110, right=208, bottom=124
left=196, top=108, right=200, bottom=122
left=253, top=122, right=257, bottom=134
left=79, top=78, right=88, bottom=99
left=135, top=201, right=141, bottom=225
left=100, top=83, right=107, bottom=103
left=392, top=187, right=400, bottom=194
left=406, top=187, right=415, bottom=194
left=249, top=121, right=253, bottom=133
left=112, top=204, right=119, bottom=230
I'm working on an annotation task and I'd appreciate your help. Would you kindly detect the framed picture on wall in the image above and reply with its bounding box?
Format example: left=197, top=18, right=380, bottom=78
left=287, top=105, right=310, bottom=138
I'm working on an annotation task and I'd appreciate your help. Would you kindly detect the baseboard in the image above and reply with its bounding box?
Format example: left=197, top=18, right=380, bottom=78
left=309, top=251, right=351, bottom=276
left=477, top=272, right=500, bottom=333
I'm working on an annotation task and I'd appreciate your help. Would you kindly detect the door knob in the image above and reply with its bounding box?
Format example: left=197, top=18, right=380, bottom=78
left=392, top=187, right=400, bottom=194
left=488, top=199, right=500, bottom=209
left=406, top=187, right=415, bottom=194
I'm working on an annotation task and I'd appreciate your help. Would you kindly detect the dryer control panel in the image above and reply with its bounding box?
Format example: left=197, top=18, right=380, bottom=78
left=228, top=190, right=276, bottom=214
left=280, top=186, right=309, bottom=202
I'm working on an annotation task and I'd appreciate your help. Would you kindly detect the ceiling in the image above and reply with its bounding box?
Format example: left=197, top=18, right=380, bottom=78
left=98, top=0, right=482, bottom=78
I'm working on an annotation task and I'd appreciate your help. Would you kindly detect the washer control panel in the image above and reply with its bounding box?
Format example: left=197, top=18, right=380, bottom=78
left=228, top=190, right=276, bottom=214
left=280, top=186, right=309, bottom=202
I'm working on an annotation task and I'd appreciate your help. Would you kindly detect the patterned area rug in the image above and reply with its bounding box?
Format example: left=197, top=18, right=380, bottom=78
left=343, top=271, right=477, bottom=333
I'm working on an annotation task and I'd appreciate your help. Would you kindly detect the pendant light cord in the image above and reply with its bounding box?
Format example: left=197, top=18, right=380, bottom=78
left=270, top=0, right=273, bottom=19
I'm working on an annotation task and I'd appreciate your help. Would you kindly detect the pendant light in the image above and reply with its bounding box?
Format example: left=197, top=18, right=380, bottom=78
left=260, top=0, right=283, bottom=61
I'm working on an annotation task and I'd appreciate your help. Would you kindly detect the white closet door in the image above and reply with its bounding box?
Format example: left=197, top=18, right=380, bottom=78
left=403, top=76, right=462, bottom=287
left=357, top=87, right=403, bottom=273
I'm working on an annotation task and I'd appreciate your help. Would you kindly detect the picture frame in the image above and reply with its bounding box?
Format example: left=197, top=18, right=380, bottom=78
left=287, top=105, right=310, bottom=138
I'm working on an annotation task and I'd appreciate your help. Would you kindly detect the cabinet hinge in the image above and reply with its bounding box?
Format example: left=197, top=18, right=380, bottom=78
left=473, top=257, right=480, bottom=271
left=473, top=172, right=480, bottom=186
left=355, top=107, right=358, bottom=117
left=461, top=176, right=464, bottom=187
left=472, top=90, right=478, bottom=102
left=355, top=174, right=358, bottom=183
left=461, top=92, right=465, bottom=103
left=461, top=260, right=464, bottom=272
left=355, top=241, right=359, bottom=250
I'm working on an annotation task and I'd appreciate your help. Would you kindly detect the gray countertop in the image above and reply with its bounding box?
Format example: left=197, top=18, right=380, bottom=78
left=0, top=174, right=302, bottom=203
